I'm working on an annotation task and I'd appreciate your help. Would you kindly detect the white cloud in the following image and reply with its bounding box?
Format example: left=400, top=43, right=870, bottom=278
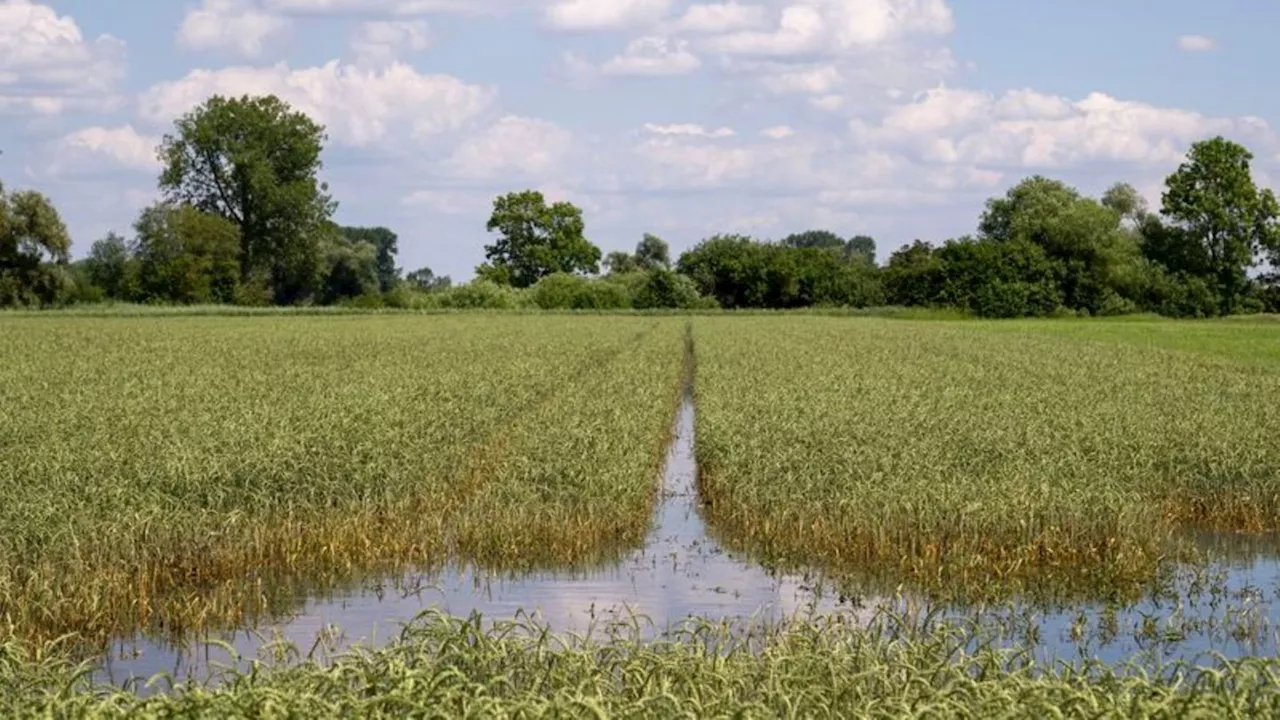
left=137, top=61, right=495, bottom=146
left=761, top=125, right=794, bottom=139
left=56, top=125, right=161, bottom=173
left=854, top=86, right=1270, bottom=168
left=442, top=115, right=574, bottom=179
left=350, top=20, right=431, bottom=65
left=0, top=0, right=126, bottom=112
left=602, top=37, right=701, bottom=75
left=668, top=2, right=768, bottom=33
left=544, top=0, right=675, bottom=30
left=705, top=0, right=953, bottom=57
left=1176, top=34, right=1215, bottom=52
left=643, top=123, right=735, bottom=138
left=177, top=0, right=288, bottom=58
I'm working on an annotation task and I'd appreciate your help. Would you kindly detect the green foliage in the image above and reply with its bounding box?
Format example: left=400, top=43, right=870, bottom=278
left=677, top=234, right=883, bottom=309
left=530, top=272, right=632, bottom=309
left=319, top=225, right=380, bottom=304
left=158, top=93, right=336, bottom=304
left=0, top=315, right=684, bottom=645
left=0, top=180, right=72, bottom=307
left=845, top=234, right=877, bottom=264
left=695, top=316, right=1280, bottom=601
left=339, top=226, right=400, bottom=292
left=13, top=611, right=1280, bottom=717
left=883, top=240, right=942, bottom=306
left=404, top=266, right=452, bottom=292
left=781, top=229, right=844, bottom=250
left=634, top=233, right=671, bottom=269
left=1158, top=136, right=1280, bottom=314
left=603, top=250, right=638, bottom=275
left=979, top=175, right=1143, bottom=314
left=83, top=232, right=137, bottom=301
left=132, top=203, right=241, bottom=305
left=633, top=267, right=714, bottom=309
left=482, top=190, right=601, bottom=287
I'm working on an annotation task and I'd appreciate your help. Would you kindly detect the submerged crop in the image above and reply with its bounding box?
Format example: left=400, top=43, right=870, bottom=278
left=0, top=315, right=685, bottom=647
left=693, top=316, right=1280, bottom=601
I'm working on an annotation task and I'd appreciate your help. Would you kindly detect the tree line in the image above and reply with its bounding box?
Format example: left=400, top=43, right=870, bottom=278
left=2, top=92, right=1278, bottom=317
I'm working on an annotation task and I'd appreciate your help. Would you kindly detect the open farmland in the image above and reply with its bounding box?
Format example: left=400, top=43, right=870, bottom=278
left=694, top=316, right=1280, bottom=600
left=0, top=314, right=686, bottom=646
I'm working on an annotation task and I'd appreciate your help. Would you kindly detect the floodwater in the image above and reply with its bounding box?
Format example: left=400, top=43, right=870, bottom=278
left=95, top=393, right=864, bottom=690
left=94, top=391, right=1280, bottom=692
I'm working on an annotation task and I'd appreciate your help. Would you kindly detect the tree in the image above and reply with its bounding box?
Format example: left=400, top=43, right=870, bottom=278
left=406, top=266, right=452, bottom=291
left=845, top=235, right=877, bottom=265
left=1160, top=136, right=1280, bottom=314
left=1101, top=182, right=1148, bottom=224
left=158, top=94, right=336, bottom=303
left=84, top=232, right=137, bottom=300
left=340, top=226, right=399, bottom=292
left=781, top=229, right=844, bottom=250
left=482, top=190, right=600, bottom=287
left=978, top=175, right=1143, bottom=314
left=132, top=203, right=241, bottom=304
left=635, top=233, right=671, bottom=269
left=319, top=225, right=380, bottom=303
left=603, top=251, right=638, bottom=275
left=883, top=240, right=942, bottom=306
left=0, top=180, right=72, bottom=307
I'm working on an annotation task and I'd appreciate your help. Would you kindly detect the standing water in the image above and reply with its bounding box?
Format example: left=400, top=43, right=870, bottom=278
left=93, top=389, right=1280, bottom=690
left=95, top=389, right=862, bottom=690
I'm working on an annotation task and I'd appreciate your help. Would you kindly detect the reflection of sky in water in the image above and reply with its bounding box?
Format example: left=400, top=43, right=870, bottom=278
left=94, top=397, right=1280, bottom=692
left=96, top=397, right=868, bottom=690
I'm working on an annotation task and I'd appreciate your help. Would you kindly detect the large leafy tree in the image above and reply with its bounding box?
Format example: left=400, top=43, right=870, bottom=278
left=84, top=232, right=137, bottom=300
left=158, top=94, right=336, bottom=303
left=845, top=235, right=877, bottom=265
left=133, top=203, right=241, bottom=304
left=0, top=180, right=72, bottom=307
left=635, top=233, right=671, bottom=269
left=482, top=190, right=600, bottom=287
left=1159, top=136, right=1280, bottom=313
left=340, top=226, right=400, bottom=292
left=978, top=175, right=1143, bottom=313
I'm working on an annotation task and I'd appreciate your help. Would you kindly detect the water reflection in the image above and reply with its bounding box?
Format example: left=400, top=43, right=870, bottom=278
left=92, top=395, right=1280, bottom=691
left=96, top=394, right=863, bottom=690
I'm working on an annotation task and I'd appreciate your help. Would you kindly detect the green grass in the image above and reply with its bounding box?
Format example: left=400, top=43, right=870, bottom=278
left=0, top=315, right=685, bottom=646
left=693, top=316, right=1280, bottom=601
left=7, top=611, right=1280, bottom=718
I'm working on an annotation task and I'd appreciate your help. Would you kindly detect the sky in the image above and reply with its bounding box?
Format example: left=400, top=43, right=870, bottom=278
left=3, top=0, right=1279, bottom=280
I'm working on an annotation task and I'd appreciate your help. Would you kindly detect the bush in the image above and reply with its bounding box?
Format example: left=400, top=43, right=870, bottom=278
left=633, top=268, right=712, bottom=309
left=530, top=273, right=631, bottom=310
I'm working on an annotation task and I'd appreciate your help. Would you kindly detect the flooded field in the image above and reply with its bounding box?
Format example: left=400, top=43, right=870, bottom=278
left=6, top=313, right=1280, bottom=714
left=99, top=389, right=1280, bottom=693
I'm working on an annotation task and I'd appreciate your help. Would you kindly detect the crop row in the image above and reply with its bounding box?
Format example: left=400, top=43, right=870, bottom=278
left=0, top=315, right=686, bottom=645
left=693, top=316, right=1280, bottom=601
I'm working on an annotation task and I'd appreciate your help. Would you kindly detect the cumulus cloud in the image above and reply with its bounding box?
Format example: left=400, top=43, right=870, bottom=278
left=137, top=61, right=495, bottom=146
left=668, top=2, right=769, bottom=33
left=602, top=37, right=702, bottom=75
left=56, top=125, right=162, bottom=173
left=544, top=0, right=675, bottom=31
left=853, top=86, right=1271, bottom=168
left=350, top=20, right=431, bottom=65
left=0, top=0, right=126, bottom=112
left=442, top=115, right=574, bottom=180
left=760, top=125, right=795, bottom=138
left=177, top=0, right=288, bottom=57
left=1176, top=34, right=1215, bottom=52
left=643, top=123, right=735, bottom=138
left=704, top=0, right=953, bottom=57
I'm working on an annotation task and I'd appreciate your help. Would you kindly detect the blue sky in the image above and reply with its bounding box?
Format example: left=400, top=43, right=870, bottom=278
left=3, top=0, right=1277, bottom=280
